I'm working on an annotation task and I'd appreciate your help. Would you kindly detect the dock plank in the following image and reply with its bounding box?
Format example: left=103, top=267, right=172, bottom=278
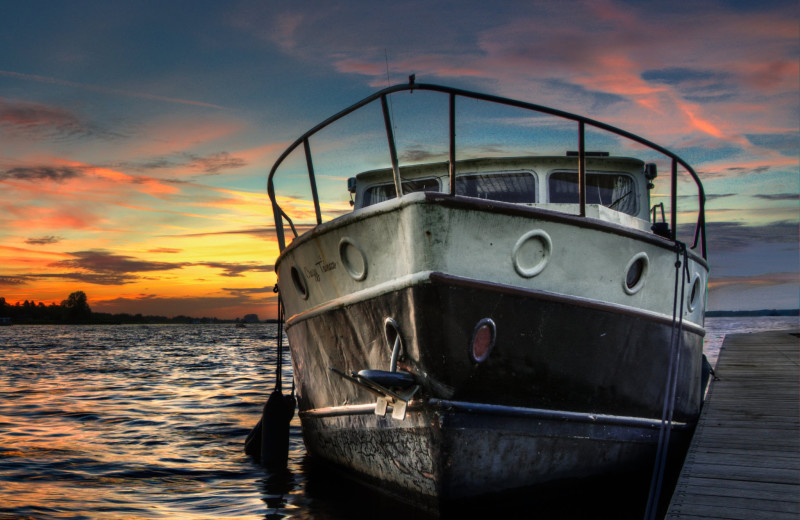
left=665, top=330, right=800, bottom=519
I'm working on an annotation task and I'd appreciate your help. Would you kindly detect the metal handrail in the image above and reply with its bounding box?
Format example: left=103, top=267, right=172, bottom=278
left=267, top=80, right=707, bottom=259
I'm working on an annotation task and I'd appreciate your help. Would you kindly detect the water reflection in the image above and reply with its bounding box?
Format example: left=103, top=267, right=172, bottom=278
left=1, top=318, right=796, bottom=518
left=0, top=324, right=286, bottom=519
left=260, top=468, right=297, bottom=519
left=295, top=454, right=658, bottom=520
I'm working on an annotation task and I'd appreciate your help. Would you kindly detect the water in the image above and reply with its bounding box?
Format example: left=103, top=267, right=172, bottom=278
left=0, top=317, right=797, bottom=519
left=701, top=315, right=798, bottom=368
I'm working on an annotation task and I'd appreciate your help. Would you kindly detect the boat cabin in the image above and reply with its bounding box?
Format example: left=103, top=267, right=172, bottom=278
left=348, top=154, right=658, bottom=232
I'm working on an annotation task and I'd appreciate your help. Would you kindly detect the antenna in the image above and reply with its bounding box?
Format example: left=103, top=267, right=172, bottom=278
left=384, top=49, right=398, bottom=140
left=384, top=49, right=391, bottom=87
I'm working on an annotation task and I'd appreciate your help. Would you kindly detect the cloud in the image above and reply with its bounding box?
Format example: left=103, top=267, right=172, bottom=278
left=707, top=270, right=799, bottom=310
left=163, top=226, right=275, bottom=240
left=0, top=69, right=227, bottom=110
left=25, top=235, right=63, bottom=245
left=0, top=276, right=30, bottom=286
left=1, top=166, right=85, bottom=182
left=147, top=248, right=182, bottom=253
left=50, top=250, right=186, bottom=275
left=697, top=220, right=799, bottom=252
left=41, top=250, right=273, bottom=283
left=745, top=133, right=799, bottom=156
left=123, top=151, right=247, bottom=175
left=399, top=146, right=447, bottom=164
left=93, top=293, right=268, bottom=318
left=0, top=98, right=95, bottom=140
left=223, top=286, right=276, bottom=296
left=250, top=1, right=798, bottom=163
left=185, top=152, right=247, bottom=174
left=267, top=12, right=307, bottom=53
left=708, top=271, right=798, bottom=289
left=196, top=262, right=274, bottom=277
left=641, top=67, right=734, bottom=103
left=30, top=272, right=139, bottom=285
left=753, top=193, right=797, bottom=201
left=702, top=193, right=736, bottom=202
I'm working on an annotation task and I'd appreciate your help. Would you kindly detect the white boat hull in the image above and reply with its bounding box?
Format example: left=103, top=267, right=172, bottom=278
left=275, top=193, right=707, bottom=506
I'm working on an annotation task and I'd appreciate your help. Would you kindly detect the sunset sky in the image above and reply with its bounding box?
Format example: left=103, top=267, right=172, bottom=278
left=1, top=0, right=797, bottom=319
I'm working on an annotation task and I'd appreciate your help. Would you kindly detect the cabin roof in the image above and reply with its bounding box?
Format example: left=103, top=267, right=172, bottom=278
left=354, top=155, right=646, bottom=184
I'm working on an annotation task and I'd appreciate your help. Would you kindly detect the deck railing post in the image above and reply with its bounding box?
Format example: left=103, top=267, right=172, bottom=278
left=449, top=93, right=456, bottom=196
left=271, top=199, right=286, bottom=251
left=303, top=139, right=323, bottom=225
left=671, top=159, right=678, bottom=241
left=380, top=95, right=403, bottom=198
left=578, top=121, right=586, bottom=217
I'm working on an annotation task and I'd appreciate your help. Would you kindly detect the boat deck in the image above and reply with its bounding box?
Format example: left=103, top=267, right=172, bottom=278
left=665, top=329, right=800, bottom=519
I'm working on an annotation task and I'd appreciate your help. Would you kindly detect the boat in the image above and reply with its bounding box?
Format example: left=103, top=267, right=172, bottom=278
left=265, top=81, right=708, bottom=512
left=0, top=317, right=11, bottom=326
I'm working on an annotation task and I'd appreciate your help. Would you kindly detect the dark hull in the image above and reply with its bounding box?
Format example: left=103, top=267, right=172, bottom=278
left=286, top=272, right=703, bottom=505
left=301, top=400, right=693, bottom=510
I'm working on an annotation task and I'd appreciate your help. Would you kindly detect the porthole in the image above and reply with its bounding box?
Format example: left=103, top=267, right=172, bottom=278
left=623, top=253, right=649, bottom=295
left=290, top=265, right=309, bottom=300
left=339, top=237, right=367, bottom=281
left=512, top=230, right=552, bottom=278
left=470, top=318, right=497, bottom=363
left=687, top=274, right=702, bottom=312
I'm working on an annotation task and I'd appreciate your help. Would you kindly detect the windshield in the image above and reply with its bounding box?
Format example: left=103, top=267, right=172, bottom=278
left=455, top=171, right=536, bottom=203
left=548, top=171, right=637, bottom=214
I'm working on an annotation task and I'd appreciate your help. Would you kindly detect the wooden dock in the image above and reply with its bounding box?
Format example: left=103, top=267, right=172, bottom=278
left=665, top=329, right=800, bottom=519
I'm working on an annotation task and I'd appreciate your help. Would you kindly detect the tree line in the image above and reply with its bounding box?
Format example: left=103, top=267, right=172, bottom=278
left=0, top=291, right=228, bottom=325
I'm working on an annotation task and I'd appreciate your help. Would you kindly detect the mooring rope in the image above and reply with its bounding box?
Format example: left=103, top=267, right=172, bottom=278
left=644, top=242, right=688, bottom=520
left=274, top=284, right=285, bottom=394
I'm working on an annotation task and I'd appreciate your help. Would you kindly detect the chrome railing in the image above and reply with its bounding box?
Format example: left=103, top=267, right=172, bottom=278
left=267, top=80, right=707, bottom=259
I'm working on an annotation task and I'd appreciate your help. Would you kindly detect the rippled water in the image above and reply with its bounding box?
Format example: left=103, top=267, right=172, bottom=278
left=0, top=317, right=796, bottom=519
left=0, top=324, right=303, bottom=520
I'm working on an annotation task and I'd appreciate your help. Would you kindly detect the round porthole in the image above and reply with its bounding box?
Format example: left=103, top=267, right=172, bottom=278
left=512, top=230, right=552, bottom=278
left=623, top=253, right=649, bottom=295
left=470, top=318, right=496, bottom=363
left=290, top=265, right=309, bottom=300
left=339, top=237, right=367, bottom=281
left=687, top=274, right=702, bottom=312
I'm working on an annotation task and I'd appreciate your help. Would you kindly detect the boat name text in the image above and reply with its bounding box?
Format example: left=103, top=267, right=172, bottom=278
left=304, top=260, right=337, bottom=282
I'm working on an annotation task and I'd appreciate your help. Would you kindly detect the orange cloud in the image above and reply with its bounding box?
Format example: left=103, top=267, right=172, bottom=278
left=708, top=272, right=799, bottom=289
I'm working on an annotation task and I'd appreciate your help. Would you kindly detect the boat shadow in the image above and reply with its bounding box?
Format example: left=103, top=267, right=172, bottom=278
left=282, top=453, right=687, bottom=520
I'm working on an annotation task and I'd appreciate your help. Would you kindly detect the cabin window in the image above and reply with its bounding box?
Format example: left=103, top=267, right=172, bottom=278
left=362, top=178, right=440, bottom=207
left=455, top=171, right=537, bottom=203
left=548, top=171, right=637, bottom=215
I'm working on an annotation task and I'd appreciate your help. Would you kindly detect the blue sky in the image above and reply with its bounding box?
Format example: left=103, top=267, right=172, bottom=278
left=0, top=0, right=797, bottom=318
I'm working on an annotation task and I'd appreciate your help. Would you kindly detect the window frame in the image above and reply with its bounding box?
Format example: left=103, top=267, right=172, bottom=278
left=454, top=169, right=538, bottom=204
left=360, top=177, right=442, bottom=208
left=546, top=169, right=639, bottom=215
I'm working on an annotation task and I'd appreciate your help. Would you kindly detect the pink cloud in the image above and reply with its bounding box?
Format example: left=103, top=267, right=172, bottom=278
left=737, top=60, right=799, bottom=91
left=0, top=98, right=89, bottom=139
left=4, top=204, right=100, bottom=231
left=122, top=117, right=247, bottom=161
left=276, top=1, right=796, bottom=164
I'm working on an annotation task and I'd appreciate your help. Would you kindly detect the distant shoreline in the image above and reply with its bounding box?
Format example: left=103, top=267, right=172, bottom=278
left=0, top=319, right=283, bottom=325
left=3, top=308, right=796, bottom=325
left=706, top=309, right=798, bottom=317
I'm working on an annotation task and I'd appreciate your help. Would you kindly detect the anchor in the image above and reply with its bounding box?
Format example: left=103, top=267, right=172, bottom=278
left=329, top=317, right=419, bottom=420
